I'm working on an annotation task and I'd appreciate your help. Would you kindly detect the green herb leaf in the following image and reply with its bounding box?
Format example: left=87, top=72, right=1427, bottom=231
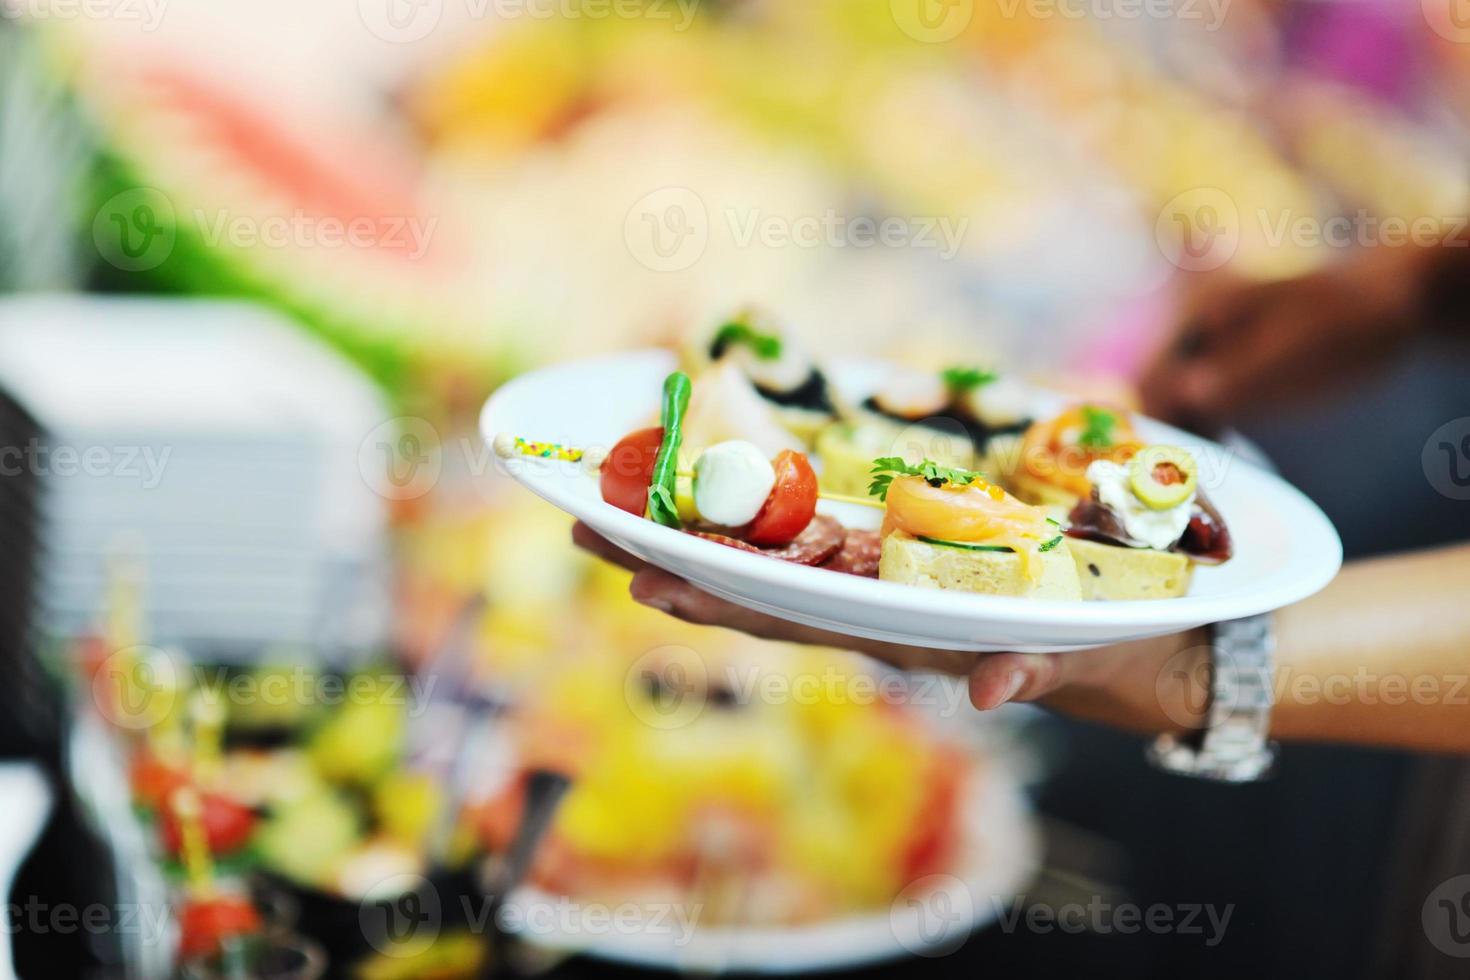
left=941, top=366, right=998, bottom=394
left=648, top=484, right=678, bottom=525
left=1038, top=534, right=1064, bottom=552
left=711, top=319, right=782, bottom=360
left=867, top=457, right=987, bottom=500
left=1078, top=405, right=1117, bottom=449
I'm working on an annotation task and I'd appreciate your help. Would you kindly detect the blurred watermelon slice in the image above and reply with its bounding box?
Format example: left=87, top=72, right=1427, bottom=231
left=76, top=52, right=506, bottom=394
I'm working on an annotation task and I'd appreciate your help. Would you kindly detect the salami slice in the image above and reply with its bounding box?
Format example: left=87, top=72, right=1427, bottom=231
left=821, top=529, right=881, bottom=578
left=688, top=514, right=845, bottom=566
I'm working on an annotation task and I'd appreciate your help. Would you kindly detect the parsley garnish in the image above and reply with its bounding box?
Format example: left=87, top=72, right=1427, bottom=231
left=868, top=457, right=987, bottom=501
left=1078, top=405, right=1117, bottom=449
left=711, top=320, right=782, bottom=360
left=1038, top=534, right=1064, bottom=552
left=940, top=366, right=998, bottom=395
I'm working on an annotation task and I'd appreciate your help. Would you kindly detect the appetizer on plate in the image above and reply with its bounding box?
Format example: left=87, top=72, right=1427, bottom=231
left=1064, top=445, right=1233, bottom=600
left=1005, top=403, right=1142, bottom=514
left=580, top=371, right=883, bottom=577
left=868, top=458, right=1080, bottom=600
left=684, top=311, right=839, bottom=447
left=497, top=369, right=1232, bottom=603
left=816, top=364, right=1034, bottom=498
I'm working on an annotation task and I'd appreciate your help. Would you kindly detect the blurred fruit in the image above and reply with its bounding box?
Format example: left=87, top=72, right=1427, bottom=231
left=177, top=894, right=262, bottom=960
left=159, top=793, right=257, bottom=857
left=373, top=771, right=442, bottom=848
left=306, top=683, right=404, bottom=785
left=332, top=837, right=424, bottom=900
left=256, top=791, right=361, bottom=887
left=129, top=752, right=189, bottom=811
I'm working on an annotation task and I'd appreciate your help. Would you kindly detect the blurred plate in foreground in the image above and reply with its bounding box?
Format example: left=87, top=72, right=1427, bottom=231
left=502, top=762, right=1038, bottom=974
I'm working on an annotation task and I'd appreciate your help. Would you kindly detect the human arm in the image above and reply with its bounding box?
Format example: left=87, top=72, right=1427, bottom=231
left=576, top=522, right=1470, bottom=755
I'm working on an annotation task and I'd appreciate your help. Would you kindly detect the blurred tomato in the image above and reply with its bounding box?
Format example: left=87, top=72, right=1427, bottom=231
left=177, top=895, right=262, bottom=959
left=160, top=793, right=257, bottom=856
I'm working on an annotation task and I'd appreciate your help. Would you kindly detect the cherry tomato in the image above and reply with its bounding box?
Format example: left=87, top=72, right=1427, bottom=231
left=160, top=793, right=257, bottom=856
left=744, top=450, right=818, bottom=546
left=177, top=895, right=262, bottom=959
left=600, top=427, right=664, bottom=516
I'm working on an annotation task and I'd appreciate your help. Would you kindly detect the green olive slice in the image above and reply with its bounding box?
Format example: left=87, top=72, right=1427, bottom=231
left=1129, top=445, right=1198, bottom=510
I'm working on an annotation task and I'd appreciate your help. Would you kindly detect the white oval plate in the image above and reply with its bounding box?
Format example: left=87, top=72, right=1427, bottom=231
left=502, top=758, right=1039, bottom=974
left=481, top=351, right=1342, bottom=653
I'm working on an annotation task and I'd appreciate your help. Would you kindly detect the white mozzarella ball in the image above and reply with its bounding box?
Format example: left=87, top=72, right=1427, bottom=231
left=693, top=441, right=777, bottom=527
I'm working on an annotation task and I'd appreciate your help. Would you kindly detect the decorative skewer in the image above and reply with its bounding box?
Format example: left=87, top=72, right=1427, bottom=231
left=171, top=786, right=216, bottom=897
left=492, top=432, right=884, bottom=509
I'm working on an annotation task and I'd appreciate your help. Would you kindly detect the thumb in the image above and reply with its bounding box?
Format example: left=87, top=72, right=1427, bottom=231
left=967, top=652, right=1066, bottom=710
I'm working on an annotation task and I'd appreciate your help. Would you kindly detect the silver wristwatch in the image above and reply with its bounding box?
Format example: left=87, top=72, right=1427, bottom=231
left=1147, top=614, right=1278, bottom=782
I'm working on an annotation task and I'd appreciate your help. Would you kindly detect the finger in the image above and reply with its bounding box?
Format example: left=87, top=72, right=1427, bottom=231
left=571, top=521, right=648, bottom=574
left=628, top=568, right=973, bottom=675
left=1139, top=281, right=1273, bottom=424
left=967, top=652, right=1065, bottom=710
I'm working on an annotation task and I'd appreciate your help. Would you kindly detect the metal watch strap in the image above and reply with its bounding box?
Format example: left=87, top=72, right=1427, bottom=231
left=1147, top=614, right=1278, bottom=782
